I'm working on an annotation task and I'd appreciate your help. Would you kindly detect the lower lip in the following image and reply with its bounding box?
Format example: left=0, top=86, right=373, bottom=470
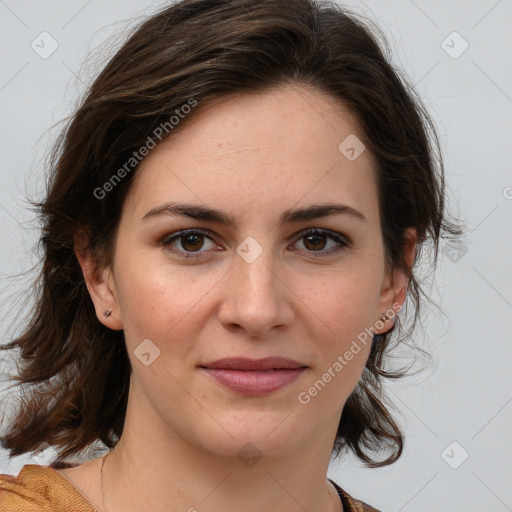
left=201, top=367, right=306, bottom=395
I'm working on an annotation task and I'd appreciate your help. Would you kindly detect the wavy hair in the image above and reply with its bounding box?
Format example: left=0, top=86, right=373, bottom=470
left=0, top=0, right=461, bottom=468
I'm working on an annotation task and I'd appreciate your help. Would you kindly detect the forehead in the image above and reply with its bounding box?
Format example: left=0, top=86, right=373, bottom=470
left=124, top=85, right=378, bottom=223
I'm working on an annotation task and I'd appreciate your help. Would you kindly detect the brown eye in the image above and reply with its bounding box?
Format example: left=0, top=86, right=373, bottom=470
left=162, top=229, right=218, bottom=258
left=293, top=229, right=350, bottom=256
left=180, top=233, right=204, bottom=252
left=303, top=233, right=328, bottom=251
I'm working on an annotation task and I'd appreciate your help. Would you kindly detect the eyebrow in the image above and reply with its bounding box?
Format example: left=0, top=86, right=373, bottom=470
left=142, top=202, right=367, bottom=225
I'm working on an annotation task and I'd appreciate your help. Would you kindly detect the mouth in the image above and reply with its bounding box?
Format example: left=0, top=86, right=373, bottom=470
left=199, top=357, right=308, bottom=395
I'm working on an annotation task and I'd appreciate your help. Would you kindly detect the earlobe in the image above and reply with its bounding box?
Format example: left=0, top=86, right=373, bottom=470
left=74, top=231, right=123, bottom=331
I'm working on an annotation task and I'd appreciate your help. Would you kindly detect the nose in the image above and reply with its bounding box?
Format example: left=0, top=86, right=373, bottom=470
left=217, top=242, right=294, bottom=338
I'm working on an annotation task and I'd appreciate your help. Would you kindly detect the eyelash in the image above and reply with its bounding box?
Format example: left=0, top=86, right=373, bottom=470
left=160, top=228, right=351, bottom=259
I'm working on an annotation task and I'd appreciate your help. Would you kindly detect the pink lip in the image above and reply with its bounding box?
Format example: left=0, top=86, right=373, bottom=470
left=199, top=357, right=307, bottom=395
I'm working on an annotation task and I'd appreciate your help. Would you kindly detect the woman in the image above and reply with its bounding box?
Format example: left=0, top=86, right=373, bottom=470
left=0, top=0, right=461, bottom=511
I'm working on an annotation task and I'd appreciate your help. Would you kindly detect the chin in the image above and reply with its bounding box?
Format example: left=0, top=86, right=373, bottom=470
left=189, top=411, right=307, bottom=461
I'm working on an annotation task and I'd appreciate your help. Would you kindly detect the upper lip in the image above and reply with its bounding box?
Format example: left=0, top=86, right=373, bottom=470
left=200, top=357, right=307, bottom=370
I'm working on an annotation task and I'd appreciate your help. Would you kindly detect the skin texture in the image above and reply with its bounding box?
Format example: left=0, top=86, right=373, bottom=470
left=69, top=84, right=416, bottom=512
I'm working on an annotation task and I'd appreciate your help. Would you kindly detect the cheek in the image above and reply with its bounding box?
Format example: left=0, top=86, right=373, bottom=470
left=299, top=283, right=376, bottom=409
left=299, top=262, right=383, bottom=391
left=113, top=252, right=218, bottom=347
left=307, top=266, right=382, bottom=337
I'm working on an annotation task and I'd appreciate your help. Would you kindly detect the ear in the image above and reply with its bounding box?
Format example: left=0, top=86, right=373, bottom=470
left=375, top=227, right=418, bottom=334
left=74, top=230, right=123, bottom=331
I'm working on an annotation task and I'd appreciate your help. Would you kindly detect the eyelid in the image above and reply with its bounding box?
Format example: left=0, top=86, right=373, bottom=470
left=161, top=228, right=221, bottom=255
left=161, top=227, right=351, bottom=258
left=296, top=227, right=351, bottom=246
left=291, top=228, right=351, bottom=257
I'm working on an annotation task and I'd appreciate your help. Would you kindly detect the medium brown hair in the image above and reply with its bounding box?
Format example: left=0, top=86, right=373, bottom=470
left=0, top=0, right=461, bottom=468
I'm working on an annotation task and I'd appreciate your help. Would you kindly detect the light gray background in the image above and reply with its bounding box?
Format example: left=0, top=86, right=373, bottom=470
left=0, top=1, right=511, bottom=511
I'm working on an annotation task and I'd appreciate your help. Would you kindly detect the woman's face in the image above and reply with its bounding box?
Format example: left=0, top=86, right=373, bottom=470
left=88, top=84, right=411, bottom=460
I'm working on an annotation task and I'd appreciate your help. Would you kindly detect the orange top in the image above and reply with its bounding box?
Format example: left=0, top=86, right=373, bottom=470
left=0, top=464, right=380, bottom=512
left=0, top=464, right=97, bottom=511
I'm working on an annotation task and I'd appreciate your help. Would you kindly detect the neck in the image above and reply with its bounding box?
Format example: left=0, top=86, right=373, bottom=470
left=99, top=383, right=343, bottom=512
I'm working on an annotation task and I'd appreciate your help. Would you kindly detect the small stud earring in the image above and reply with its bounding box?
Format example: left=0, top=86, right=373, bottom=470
left=104, top=310, right=112, bottom=318
left=379, top=314, right=388, bottom=322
